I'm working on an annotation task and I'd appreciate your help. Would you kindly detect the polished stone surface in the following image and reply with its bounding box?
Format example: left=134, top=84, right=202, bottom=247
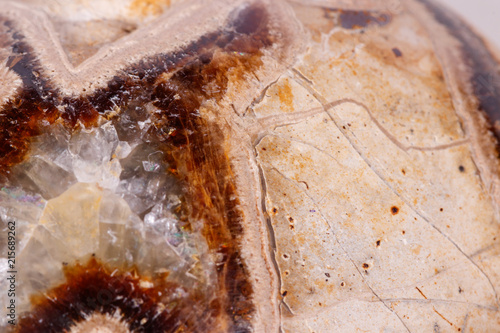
left=0, top=0, right=499, bottom=332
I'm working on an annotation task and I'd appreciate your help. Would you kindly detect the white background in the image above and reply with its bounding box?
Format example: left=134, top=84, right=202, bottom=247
left=438, top=0, right=500, bottom=49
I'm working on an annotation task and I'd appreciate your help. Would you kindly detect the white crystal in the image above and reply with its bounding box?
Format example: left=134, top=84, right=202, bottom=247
left=24, top=156, right=77, bottom=199
left=144, top=202, right=178, bottom=238
left=39, top=182, right=102, bottom=258
left=30, top=124, right=73, bottom=172
left=69, top=122, right=123, bottom=190
left=116, top=174, right=168, bottom=215
left=16, top=225, right=72, bottom=316
left=0, top=116, right=212, bottom=322
left=114, top=141, right=133, bottom=159
left=0, top=187, right=45, bottom=225
left=99, top=190, right=132, bottom=225
left=142, top=160, right=161, bottom=172
left=0, top=187, right=45, bottom=254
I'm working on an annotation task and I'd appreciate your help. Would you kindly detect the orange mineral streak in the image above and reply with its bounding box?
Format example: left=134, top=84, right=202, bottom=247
left=277, top=79, right=294, bottom=113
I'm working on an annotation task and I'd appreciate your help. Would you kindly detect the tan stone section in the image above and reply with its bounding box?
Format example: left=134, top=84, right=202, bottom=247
left=252, top=2, right=500, bottom=331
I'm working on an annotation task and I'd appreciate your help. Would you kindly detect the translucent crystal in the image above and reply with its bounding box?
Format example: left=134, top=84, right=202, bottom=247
left=99, top=190, right=132, bottom=225
left=117, top=143, right=177, bottom=215
left=97, top=190, right=135, bottom=265
left=30, top=124, right=73, bottom=173
left=0, top=187, right=46, bottom=226
left=39, top=183, right=102, bottom=258
left=69, top=122, right=123, bottom=190
left=0, top=187, right=45, bottom=255
left=16, top=225, right=73, bottom=314
left=114, top=141, right=133, bottom=159
left=23, top=156, right=77, bottom=199
left=112, top=104, right=152, bottom=145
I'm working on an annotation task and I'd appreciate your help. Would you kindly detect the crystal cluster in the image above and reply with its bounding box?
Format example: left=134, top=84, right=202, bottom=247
left=0, top=118, right=210, bottom=328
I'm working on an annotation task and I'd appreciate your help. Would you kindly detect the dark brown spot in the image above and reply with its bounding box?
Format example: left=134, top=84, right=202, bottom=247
left=391, top=206, right=399, bottom=215
left=232, top=5, right=266, bottom=35
left=340, top=282, right=345, bottom=287
left=458, top=165, right=465, bottom=172
left=272, top=207, right=278, bottom=214
left=281, top=290, right=287, bottom=297
left=440, top=208, right=444, bottom=212
left=392, top=47, right=403, bottom=57
left=325, top=273, right=330, bottom=278
left=362, top=263, right=369, bottom=269
left=376, top=240, right=381, bottom=247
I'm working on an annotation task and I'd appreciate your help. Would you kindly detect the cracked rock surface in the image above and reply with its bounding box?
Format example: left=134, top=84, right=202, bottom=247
left=0, top=0, right=499, bottom=332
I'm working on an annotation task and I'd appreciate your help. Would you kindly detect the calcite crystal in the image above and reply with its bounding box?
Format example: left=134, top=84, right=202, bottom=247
left=0, top=0, right=499, bottom=332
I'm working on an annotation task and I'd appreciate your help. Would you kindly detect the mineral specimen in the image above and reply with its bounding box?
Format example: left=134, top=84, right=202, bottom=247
left=0, top=0, right=499, bottom=332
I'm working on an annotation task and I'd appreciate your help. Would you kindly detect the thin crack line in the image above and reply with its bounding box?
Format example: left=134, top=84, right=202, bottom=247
left=290, top=69, right=500, bottom=310
left=380, top=298, right=496, bottom=310
left=261, top=162, right=411, bottom=332
left=461, top=312, right=469, bottom=333
left=262, top=133, right=343, bottom=167
left=326, top=102, right=500, bottom=310
left=243, top=75, right=282, bottom=117
left=324, top=98, right=470, bottom=153
left=256, top=162, right=295, bottom=317
left=255, top=97, right=469, bottom=152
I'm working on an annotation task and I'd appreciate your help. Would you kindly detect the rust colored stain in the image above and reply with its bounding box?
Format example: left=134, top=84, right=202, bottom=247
left=433, top=307, right=454, bottom=327
left=415, top=286, right=428, bottom=299
left=2, top=4, right=274, bottom=332
left=277, top=78, right=294, bottom=112
left=129, top=0, right=171, bottom=18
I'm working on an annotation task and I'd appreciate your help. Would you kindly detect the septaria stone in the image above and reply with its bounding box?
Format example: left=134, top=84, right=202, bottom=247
left=0, top=0, right=499, bottom=332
